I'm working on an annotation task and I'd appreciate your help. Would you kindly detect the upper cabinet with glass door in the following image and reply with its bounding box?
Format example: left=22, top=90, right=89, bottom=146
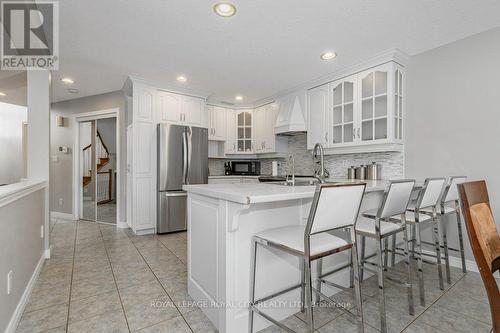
left=236, top=110, right=253, bottom=153
left=359, top=63, right=390, bottom=143
left=331, top=75, right=356, bottom=146
left=309, top=61, right=404, bottom=153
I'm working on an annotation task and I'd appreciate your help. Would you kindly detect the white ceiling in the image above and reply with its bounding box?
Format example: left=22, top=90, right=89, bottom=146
left=50, top=0, right=500, bottom=104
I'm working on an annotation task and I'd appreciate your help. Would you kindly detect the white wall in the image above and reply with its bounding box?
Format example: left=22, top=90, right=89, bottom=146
left=0, top=189, right=45, bottom=332
left=405, top=26, right=500, bottom=260
left=0, top=102, right=27, bottom=185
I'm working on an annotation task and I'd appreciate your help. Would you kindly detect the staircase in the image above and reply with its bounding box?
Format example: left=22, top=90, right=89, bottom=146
left=82, top=131, right=112, bottom=205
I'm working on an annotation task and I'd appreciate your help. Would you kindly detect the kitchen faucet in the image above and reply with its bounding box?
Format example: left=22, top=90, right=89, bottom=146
left=285, top=154, right=295, bottom=186
left=312, top=143, right=328, bottom=183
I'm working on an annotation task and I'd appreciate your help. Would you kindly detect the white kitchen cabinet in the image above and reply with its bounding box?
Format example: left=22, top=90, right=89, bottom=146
left=254, top=103, right=287, bottom=154
left=307, top=62, right=404, bottom=153
left=307, top=83, right=329, bottom=149
left=208, top=105, right=227, bottom=141
left=225, top=110, right=237, bottom=154
left=158, top=91, right=206, bottom=127
left=236, top=110, right=254, bottom=153
left=330, top=75, right=356, bottom=145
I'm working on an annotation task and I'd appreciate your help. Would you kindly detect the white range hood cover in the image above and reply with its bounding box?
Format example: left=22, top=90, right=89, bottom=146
left=274, top=95, right=306, bottom=135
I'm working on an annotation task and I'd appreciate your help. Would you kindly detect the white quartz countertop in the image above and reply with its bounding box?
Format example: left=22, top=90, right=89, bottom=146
left=184, top=179, right=389, bottom=205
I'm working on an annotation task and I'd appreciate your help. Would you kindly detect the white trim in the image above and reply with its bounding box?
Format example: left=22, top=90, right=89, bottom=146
left=4, top=254, right=45, bottom=333
left=0, top=180, right=47, bottom=208
left=134, top=227, right=155, bottom=235
left=116, top=221, right=128, bottom=229
left=50, top=211, right=76, bottom=221
left=421, top=249, right=478, bottom=273
left=74, top=108, right=118, bottom=122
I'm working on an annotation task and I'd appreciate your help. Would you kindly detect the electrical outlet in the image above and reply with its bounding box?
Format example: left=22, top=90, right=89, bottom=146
left=342, top=160, right=348, bottom=167
left=58, top=198, right=63, bottom=207
left=41, top=225, right=44, bottom=238
left=7, top=270, right=12, bottom=295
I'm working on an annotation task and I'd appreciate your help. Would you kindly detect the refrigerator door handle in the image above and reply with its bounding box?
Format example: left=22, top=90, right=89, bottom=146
left=182, top=130, right=188, bottom=185
left=186, top=127, right=193, bottom=184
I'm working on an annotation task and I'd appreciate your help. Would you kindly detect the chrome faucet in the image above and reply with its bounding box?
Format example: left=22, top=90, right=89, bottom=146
left=285, top=154, right=295, bottom=186
left=312, top=143, right=328, bottom=183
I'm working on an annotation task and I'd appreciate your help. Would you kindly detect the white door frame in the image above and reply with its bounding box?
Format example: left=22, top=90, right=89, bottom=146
left=72, top=108, right=125, bottom=227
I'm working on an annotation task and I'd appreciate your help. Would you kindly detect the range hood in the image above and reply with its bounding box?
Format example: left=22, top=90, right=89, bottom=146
left=275, top=95, right=306, bottom=135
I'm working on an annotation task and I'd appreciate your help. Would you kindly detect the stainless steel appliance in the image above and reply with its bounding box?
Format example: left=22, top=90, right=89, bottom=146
left=366, top=162, right=381, bottom=180
left=347, top=166, right=356, bottom=180
left=355, top=165, right=367, bottom=180
left=157, top=124, right=208, bottom=233
left=229, top=160, right=260, bottom=175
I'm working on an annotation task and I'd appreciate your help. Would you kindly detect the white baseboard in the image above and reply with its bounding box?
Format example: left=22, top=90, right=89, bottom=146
left=421, top=249, right=478, bottom=273
left=50, top=211, right=76, bottom=221
left=116, top=221, right=128, bottom=229
left=5, top=253, right=45, bottom=333
left=44, top=246, right=51, bottom=259
left=134, top=227, right=155, bottom=235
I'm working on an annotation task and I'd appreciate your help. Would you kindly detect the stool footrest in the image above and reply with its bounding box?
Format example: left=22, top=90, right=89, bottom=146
left=250, top=305, right=296, bottom=333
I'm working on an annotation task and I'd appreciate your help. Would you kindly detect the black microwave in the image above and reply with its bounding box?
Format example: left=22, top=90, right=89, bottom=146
left=229, top=161, right=261, bottom=175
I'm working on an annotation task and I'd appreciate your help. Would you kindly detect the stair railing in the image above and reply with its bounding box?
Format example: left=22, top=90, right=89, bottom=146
left=83, top=130, right=110, bottom=186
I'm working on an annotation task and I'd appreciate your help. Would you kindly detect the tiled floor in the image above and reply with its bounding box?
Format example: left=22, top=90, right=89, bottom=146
left=17, top=219, right=496, bottom=333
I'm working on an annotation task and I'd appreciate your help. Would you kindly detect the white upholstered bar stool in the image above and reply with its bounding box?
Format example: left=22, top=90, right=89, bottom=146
left=248, top=183, right=366, bottom=333
left=419, top=176, right=468, bottom=283
left=398, top=177, right=447, bottom=306
left=356, top=180, right=416, bottom=333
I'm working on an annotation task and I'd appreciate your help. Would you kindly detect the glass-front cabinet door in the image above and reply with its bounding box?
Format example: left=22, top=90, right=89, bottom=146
left=330, top=76, right=356, bottom=146
left=236, top=110, right=253, bottom=153
left=394, top=68, right=403, bottom=141
left=360, top=64, right=389, bottom=143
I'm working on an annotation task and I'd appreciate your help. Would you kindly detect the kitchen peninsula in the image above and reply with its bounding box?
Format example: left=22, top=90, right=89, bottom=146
left=184, top=180, right=390, bottom=333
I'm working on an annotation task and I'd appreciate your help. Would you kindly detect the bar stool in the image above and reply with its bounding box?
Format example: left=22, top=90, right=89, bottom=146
left=398, top=177, right=447, bottom=305
left=419, top=176, right=468, bottom=283
left=356, top=180, right=416, bottom=333
left=248, top=183, right=366, bottom=333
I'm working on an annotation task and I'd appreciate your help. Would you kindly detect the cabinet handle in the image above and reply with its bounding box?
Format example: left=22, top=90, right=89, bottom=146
left=357, top=128, right=360, bottom=139
left=325, top=132, right=328, bottom=143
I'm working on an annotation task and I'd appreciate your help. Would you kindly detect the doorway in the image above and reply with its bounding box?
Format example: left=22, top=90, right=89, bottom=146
left=79, top=117, right=117, bottom=224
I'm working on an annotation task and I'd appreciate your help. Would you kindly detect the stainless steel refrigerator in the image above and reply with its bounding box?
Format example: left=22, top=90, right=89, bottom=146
left=157, top=124, right=208, bottom=233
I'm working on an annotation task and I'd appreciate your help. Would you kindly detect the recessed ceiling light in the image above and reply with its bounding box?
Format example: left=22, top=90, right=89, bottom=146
left=0, top=92, right=6, bottom=97
left=68, top=88, right=79, bottom=94
left=320, top=51, right=337, bottom=60
left=61, top=77, right=75, bottom=84
left=176, top=75, right=187, bottom=83
left=213, top=2, right=236, bottom=17
left=235, top=95, right=243, bottom=101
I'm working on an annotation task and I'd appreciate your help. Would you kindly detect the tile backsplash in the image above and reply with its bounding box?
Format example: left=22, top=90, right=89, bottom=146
left=209, top=133, right=404, bottom=179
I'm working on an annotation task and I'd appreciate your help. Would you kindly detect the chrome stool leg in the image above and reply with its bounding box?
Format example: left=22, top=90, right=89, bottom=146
left=349, top=248, right=354, bottom=288
left=315, top=258, right=322, bottom=304
left=440, top=216, right=451, bottom=284
left=391, top=235, right=396, bottom=267
left=402, top=218, right=414, bottom=315
left=376, top=237, right=387, bottom=333
left=455, top=201, right=467, bottom=273
left=304, top=258, right=314, bottom=333
left=351, top=241, right=364, bottom=332
left=384, top=238, right=389, bottom=271
left=360, top=235, right=366, bottom=282
left=415, top=223, right=425, bottom=306
left=300, top=258, right=305, bottom=313
left=248, top=238, right=258, bottom=333
left=432, top=209, right=444, bottom=290
left=410, top=224, right=416, bottom=260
